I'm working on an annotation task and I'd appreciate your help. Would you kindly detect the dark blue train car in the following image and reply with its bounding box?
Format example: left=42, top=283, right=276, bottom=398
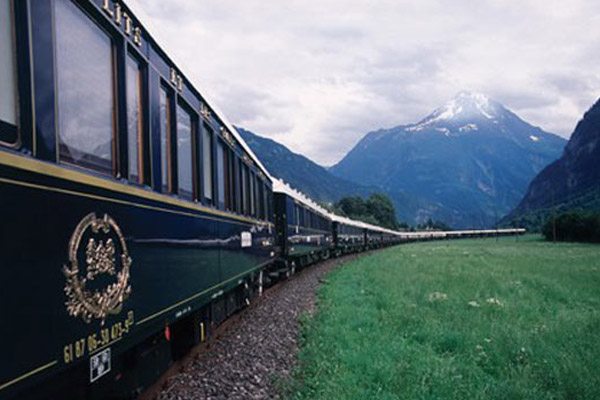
left=330, top=215, right=367, bottom=255
left=273, top=180, right=333, bottom=270
left=331, top=215, right=402, bottom=254
left=0, top=0, right=276, bottom=398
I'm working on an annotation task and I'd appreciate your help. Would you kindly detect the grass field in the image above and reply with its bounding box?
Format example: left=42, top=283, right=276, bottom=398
left=287, top=236, right=600, bottom=400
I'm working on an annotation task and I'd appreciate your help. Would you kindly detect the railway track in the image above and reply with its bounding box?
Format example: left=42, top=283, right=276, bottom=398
left=140, top=253, right=363, bottom=400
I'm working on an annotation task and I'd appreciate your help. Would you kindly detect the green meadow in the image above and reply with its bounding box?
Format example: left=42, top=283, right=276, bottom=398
left=287, top=236, right=600, bottom=400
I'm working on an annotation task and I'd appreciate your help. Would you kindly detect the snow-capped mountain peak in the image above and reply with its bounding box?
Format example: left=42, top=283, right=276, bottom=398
left=407, top=91, right=505, bottom=133
left=330, top=91, right=567, bottom=228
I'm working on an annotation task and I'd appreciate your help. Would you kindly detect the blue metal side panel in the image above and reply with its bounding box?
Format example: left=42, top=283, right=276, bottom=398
left=0, top=159, right=274, bottom=397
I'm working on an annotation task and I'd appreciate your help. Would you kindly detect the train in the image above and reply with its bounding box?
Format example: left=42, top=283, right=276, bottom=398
left=0, top=1, right=525, bottom=399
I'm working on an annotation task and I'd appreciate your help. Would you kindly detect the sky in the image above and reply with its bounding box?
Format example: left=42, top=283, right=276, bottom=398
left=127, top=0, right=600, bottom=166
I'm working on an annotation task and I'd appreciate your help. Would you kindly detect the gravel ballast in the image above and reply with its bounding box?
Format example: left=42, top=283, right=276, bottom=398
left=156, top=255, right=357, bottom=400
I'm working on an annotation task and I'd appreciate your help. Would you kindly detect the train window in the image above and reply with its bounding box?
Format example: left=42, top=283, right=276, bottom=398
left=255, top=179, right=261, bottom=219
left=55, top=0, right=115, bottom=174
left=247, top=166, right=253, bottom=216
left=254, top=175, right=260, bottom=218
left=263, top=183, right=269, bottom=221
left=222, top=145, right=232, bottom=210
left=202, top=124, right=213, bottom=202
left=232, top=157, right=241, bottom=213
left=268, top=191, right=273, bottom=221
left=237, top=159, right=244, bottom=213
left=241, top=164, right=248, bottom=214
left=260, top=182, right=267, bottom=220
left=249, top=172, right=255, bottom=216
left=126, top=55, right=143, bottom=183
left=254, top=174, right=260, bottom=217
left=227, top=155, right=234, bottom=210
left=176, top=104, right=193, bottom=200
left=0, top=0, right=18, bottom=144
left=240, top=163, right=245, bottom=213
left=258, top=181, right=265, bottom=220
left=235, top=159, right=243, bottom=214
left=216, top=141, right=225, bottom=209
left=159, top=86, right=171, bottom=192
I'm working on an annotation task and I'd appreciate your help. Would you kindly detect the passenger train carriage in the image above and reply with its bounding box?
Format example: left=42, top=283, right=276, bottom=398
left=0, top=1, right=526, bottom=399
left=1, top=0, right=275, bottom=398
left=331, top=214, right=368, bottom=255
left=273, top=180, right=333, bottom=270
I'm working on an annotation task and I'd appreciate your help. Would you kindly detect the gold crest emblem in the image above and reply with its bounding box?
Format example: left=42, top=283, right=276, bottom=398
left=63, top=213, right=132, bottom=325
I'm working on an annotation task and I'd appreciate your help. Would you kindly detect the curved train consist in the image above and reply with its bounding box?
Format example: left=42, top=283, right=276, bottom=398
left=0, top=1, right=524, bottom=398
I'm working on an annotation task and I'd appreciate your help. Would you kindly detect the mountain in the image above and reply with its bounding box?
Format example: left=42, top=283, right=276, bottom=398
left=237, top=127, right=434, bottom=222
left=330, top=92, right=567, bottom=228
left=504, top=98, right=600, bottom=228
left=237, top=127, right=371, bottom=202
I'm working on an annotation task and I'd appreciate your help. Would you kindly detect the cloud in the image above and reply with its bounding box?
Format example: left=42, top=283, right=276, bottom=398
left=126, top=0, right=600, bottom=165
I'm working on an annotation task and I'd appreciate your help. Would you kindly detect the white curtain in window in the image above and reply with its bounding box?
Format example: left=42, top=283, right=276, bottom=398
left=55, top=0, right=114, bottom=173
left=176, top=105, right=193, bottom=198
left=0, top=1, right=17, bottom=125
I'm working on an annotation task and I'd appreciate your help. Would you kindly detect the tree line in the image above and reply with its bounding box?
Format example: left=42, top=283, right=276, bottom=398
left=327, top=193, right=450, bottom=231
left=330, top=194, right=401, bottom=230
left=542, top=211, right=600, bottom=243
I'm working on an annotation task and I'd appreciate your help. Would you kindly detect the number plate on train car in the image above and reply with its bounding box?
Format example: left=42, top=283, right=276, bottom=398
left=241, top=231, right=252, bottom=247
left=90, top=348, right=111, bottom=383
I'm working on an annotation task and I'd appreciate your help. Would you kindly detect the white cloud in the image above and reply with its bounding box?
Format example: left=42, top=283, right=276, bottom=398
left=126, top=0, right=600, bottom=165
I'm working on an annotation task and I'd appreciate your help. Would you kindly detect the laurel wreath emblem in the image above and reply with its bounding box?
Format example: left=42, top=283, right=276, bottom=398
left=63, top=213, right=132, bottom=325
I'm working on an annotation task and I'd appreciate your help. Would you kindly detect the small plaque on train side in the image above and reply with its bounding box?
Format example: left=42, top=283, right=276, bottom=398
left=241, top=232, right=252, bottom=248
left=90, top=348, right=111, bottom=383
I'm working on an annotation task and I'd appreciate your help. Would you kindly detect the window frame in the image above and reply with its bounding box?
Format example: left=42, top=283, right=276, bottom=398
left=54, top=0, right=118, bottom=176
left=241, top=163, right=249, bottom=215
left=175, top=99, right=196, bottom=201
left=125, top=51, right=146, bottom=185
left=0, top=0, right=19, bottom=148
left=200, top=122, right=214, bottom=205
left=159, top=82, right=174, bottom=193
left=257, top=178, right=265, bottom=220
left=249, top=170, right=255, bottom=217
left=218, top=140, right=235, bottom=211
left=233, top=154, right=241, bottom=214
left=216, top=139, right=225, bottom=209
left=264, top=183, right=270, bottom=221
left=253, top=174, right=260, bottom=219
left=237, top=157, right=244, bottom=214
left=222, top=143, right=231, bottom=210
